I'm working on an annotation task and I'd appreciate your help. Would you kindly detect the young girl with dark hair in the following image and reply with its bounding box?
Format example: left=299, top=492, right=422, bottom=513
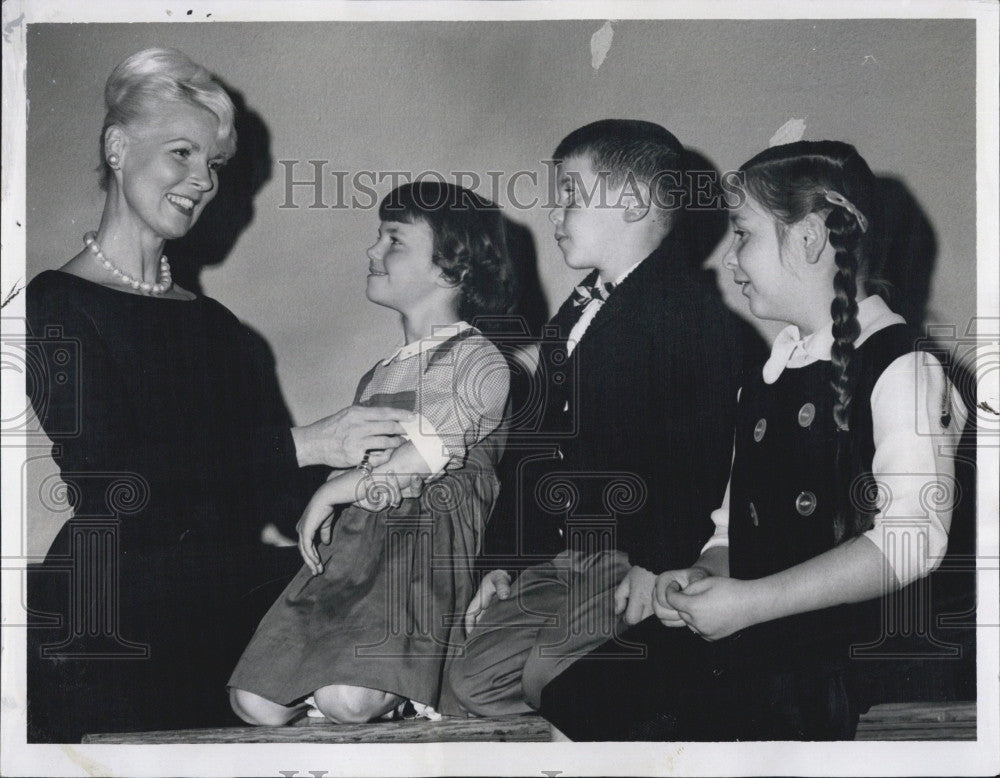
left=229, top=182, right=515, bottom=726
left=538, top=140, right=964, bottom=741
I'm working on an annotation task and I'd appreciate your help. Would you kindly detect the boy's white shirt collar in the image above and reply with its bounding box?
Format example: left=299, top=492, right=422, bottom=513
left=381, top=321, right=473, bottom=365
left=597, top=257, right=644, bottom=288
left=761, top=295, right=906, bottom=384
left=566, top=259, right=646, bottom=358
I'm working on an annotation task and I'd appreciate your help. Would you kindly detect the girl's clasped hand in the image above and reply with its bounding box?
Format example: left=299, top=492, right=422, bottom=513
left=655, top=573, right=754, bottom=640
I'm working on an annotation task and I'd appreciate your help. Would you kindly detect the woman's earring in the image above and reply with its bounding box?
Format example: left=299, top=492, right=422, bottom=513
left=107, top=154, right=120, bottom=168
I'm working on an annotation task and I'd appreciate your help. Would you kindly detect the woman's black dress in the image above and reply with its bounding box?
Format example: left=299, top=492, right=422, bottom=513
left=25, top=270, right=311, bottom=742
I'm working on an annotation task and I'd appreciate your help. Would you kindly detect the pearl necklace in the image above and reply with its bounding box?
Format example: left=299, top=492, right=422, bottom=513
left=84, top=232, right=172, bottom=295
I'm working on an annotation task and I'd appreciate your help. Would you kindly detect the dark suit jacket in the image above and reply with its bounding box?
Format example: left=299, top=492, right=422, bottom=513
left=481, top=231, right=751, bottom=573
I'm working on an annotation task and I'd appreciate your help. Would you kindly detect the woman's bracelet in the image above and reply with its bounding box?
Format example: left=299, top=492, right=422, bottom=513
left=357, top=449, right=374, bottom=476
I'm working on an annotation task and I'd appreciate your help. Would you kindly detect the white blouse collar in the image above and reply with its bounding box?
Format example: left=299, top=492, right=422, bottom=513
left=380, top=321, right=474, bottom=365
left=761, top=295, right=906, bottom=384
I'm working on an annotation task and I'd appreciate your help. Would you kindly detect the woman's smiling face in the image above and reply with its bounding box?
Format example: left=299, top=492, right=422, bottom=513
left=113, top=99, right=229, bottom=241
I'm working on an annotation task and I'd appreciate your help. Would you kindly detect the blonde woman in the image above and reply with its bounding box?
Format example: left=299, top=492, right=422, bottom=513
left=26, top=48, right=409, bottom=742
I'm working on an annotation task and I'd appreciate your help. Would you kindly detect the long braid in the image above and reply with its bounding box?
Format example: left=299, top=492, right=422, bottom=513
left=828, top=207, right=862, bottom=431
left=826, top=206, right=864, bottom=542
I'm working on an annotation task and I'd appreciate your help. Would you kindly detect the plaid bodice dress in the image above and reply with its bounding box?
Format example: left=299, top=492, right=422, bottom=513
left=229, top=327, right=509, bottom=713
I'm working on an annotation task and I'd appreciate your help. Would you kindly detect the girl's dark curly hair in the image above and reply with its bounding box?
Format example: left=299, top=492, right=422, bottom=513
left=378, top=181, right=517, bottom=321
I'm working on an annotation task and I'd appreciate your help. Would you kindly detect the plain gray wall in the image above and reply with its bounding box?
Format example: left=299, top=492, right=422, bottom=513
left=24, top=20, right=976, bottom=554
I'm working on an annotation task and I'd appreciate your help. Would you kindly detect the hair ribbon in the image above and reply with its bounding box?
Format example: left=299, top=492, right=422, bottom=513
left=823, top=189, right=869, bottom=233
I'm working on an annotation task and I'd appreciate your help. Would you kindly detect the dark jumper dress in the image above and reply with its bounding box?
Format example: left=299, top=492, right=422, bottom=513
left=538, top=324, right=917, bottom=741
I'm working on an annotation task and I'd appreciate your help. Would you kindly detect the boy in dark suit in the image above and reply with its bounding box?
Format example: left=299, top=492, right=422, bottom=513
left=445, top=120, right=747, bottom=715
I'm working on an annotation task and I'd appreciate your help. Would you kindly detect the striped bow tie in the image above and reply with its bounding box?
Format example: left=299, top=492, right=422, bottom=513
left=571, top=280, right=615, bottom=308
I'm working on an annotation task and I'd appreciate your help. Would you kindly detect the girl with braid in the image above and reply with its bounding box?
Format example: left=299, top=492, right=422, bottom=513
left=537, top=140, right=964, bottom=741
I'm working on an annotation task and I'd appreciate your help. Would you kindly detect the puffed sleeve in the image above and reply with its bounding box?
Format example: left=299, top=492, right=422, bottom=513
left=400, top=333, right=510, bottom=474
left=861, top=351, right=965, bottom=586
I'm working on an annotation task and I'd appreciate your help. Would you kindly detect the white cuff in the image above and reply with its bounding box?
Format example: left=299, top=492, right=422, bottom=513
left=399, top=414, right=452, bottom=475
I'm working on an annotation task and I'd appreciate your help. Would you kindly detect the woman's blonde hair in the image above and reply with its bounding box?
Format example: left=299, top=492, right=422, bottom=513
left=99, top=47, right=237, bottom=190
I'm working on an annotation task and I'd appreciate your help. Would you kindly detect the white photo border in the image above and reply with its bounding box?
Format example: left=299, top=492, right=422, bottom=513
left=2, top=1, right=997, bottom=776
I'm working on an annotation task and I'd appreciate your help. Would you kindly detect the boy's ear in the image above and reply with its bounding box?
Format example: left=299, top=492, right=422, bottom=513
left=798, top=212, right=829, bottom=264
left=620, top=175, right=651, bottom=224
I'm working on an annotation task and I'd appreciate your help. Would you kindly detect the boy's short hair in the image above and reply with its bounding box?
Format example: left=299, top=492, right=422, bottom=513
left=554, top=119, right=685, bottom=220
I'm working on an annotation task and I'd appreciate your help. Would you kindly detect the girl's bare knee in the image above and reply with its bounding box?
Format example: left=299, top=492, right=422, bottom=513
left=229, top=687, right=298, bottom=727
left=313, top=685, right=397, bottom=724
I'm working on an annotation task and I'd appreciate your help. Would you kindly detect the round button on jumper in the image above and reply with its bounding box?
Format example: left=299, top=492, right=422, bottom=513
left=753, top=418, right=767, bottom=442
left=798, top=402, right=816, bottom=427
left=749, top=501, right=759, bottom=527
left=795, top=491, right=817, bottom=516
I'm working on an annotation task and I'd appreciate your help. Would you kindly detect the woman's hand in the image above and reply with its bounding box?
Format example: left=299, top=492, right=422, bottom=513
left=350, top=444, right=428, bottom=511
left=652, top=567, right=710, bottom=627
left=292, top=405, right=412, bottom=468
left=663, top=576, right=756, bottom=641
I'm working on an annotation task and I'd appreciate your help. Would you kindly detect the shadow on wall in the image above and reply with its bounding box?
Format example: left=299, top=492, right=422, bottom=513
left=167, top=83, right=329, bottom=538
left=870, top=176, right=975, bottom=567
left=682, top=146, right=771, bottom=369
left=676, top=147, right=732, bottom=271
left=871, top=176, right=938, bottom=332
left=468, top=213, right=546, bottom=469
left=503, top=216, right=548, bottom=338
left=168, top=82, right=273, bottom=295
left=853, top=176, right=977, bottom=705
